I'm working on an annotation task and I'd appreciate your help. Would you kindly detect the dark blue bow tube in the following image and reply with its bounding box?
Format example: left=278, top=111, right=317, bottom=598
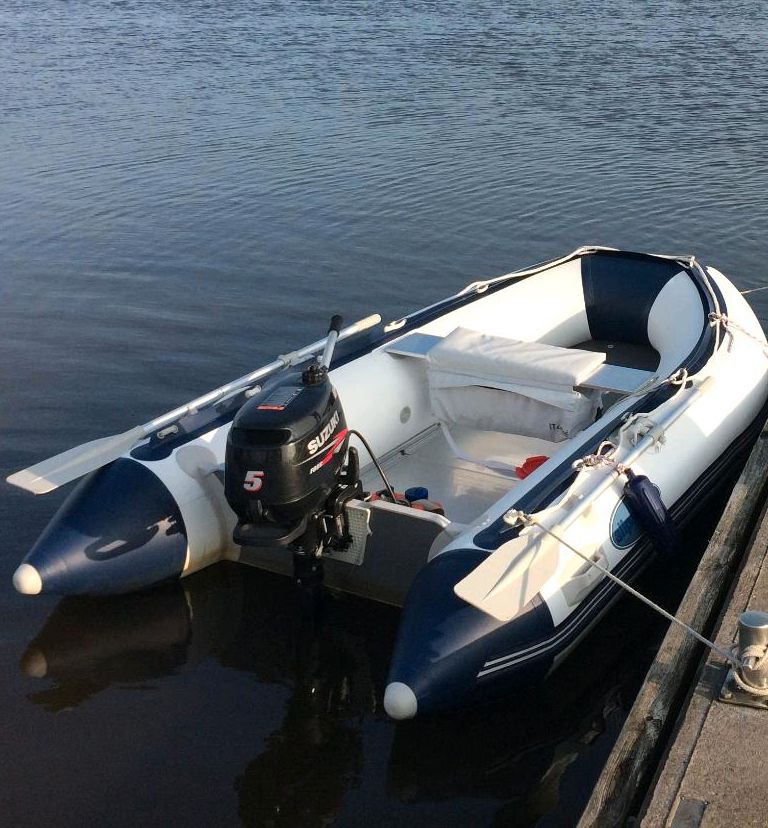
left=384, top=549, right=555, bottom=720
left=13, top=458, right=188, bottom=596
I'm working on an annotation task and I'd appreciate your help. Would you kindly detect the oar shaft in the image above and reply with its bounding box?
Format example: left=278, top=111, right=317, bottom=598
left=6, top=314, right=382, bottom=495
left=320, top=315, right=343, bottom=369
left=141, top=314, right=380, bottom=436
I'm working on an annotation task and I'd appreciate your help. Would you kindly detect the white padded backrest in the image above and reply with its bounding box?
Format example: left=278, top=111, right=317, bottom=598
left=647, top=272, right=707, bottom=376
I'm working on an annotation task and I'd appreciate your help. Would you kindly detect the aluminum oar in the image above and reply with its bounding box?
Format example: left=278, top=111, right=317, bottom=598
left=7, top=314, right=381, bottom=495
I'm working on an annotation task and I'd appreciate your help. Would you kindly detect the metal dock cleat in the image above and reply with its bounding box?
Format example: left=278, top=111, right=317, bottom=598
left=720, top=611, right=768, bottom=709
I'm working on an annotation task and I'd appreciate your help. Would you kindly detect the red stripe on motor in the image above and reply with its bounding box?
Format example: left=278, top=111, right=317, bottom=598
left=319, top=429, right=349, bottom=467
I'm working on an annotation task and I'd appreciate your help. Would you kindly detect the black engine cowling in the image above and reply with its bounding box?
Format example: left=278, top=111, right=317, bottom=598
left=224, top=367, right=350, bottom=548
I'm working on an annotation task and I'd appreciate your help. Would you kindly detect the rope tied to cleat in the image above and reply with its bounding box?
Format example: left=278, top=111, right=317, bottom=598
left=572, top=440, right=627, bottom=475
left=728, top=643, right=768, bottom=696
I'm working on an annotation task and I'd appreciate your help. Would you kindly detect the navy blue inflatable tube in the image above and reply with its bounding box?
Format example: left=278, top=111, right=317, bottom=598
left=17, top=459, right=188, bottom=596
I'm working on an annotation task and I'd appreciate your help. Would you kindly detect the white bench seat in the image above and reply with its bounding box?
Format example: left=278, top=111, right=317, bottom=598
left=384, top=331, right=655, bottom=394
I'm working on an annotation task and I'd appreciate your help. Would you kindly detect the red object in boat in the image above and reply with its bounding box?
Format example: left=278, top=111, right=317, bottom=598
left=515, top=455, right=549, bottom=479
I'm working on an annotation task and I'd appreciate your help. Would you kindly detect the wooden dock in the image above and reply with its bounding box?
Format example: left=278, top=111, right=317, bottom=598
left=578, top=425, right=768, bottom=827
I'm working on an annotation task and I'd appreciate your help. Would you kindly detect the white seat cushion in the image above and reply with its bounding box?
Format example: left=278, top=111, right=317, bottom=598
left=426, top=328, right=605, bottom=442
left=426, top=328, right=606, bottom=388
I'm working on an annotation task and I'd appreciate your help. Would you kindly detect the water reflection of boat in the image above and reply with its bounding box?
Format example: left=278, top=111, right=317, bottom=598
left=235, top=629, right=371, bottom=828
left=19, top=563, right=396, bottom=826
left=19, top=565, right=239, bottom=711
left=230, top=586, right=396, bottom=827
left=20, top=563, right=353, bottom=708
left=19, top=550, right=699, bottom=827
left=20, top=561, right=398, bottom=701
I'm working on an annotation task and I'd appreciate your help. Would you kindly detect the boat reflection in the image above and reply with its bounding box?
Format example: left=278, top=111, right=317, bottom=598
left=20, top=564, right=242, bottom=711
left=20, top=559, right=675, bottom=827
left=235, top=620, right=377, bottom=827
left=387, top=661, right=636, bottom=826
left=20, top=563, right=397, bottom=704
left=21, top=564, right=398, bottom=826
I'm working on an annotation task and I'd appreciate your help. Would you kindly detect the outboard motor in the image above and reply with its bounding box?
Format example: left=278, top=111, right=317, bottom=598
left=224, top=316, right=362, bottom=601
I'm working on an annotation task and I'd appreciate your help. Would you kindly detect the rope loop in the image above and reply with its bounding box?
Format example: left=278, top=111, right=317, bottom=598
left=726, top=642, right=768, bottom=695
left=730, top=667, right=768, bottom=697
left=709, top=311, right=768, bottom=357
left=740, top=643, right=768, bottom=668
left=709, top=311, right=737, bottom=352
left=668, top=367, right=689, bottom=387
left=573, top=440, right=628, bottom=475
left=613, top=366, right=694, bottom=403
left=708, top=310, right=726, bottom=326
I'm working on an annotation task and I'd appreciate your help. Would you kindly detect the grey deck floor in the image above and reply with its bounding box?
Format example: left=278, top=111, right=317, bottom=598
left=359, top=426, right=560, bottom=526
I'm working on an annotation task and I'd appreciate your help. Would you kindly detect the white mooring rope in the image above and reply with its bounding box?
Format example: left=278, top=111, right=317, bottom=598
left=729, top=645, right=768, bottom=696
left=505, top=509, right=743, bottom=669
left=709, top=311, right=768, bottom=358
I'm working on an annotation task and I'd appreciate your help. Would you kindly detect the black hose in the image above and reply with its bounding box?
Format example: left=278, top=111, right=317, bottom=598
left=347, top=429, right=399, bottom=504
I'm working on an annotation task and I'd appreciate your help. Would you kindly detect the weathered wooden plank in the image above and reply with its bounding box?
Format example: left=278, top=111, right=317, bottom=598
left=576, top=427, right=768, bottom=828
left=642, top=493, right=768, bottom=825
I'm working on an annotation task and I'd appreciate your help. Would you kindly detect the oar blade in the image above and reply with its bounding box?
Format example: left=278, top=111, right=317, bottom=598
left=6, top=426, right=146, bottom=494
left=454, top=528, right=561, bottom=622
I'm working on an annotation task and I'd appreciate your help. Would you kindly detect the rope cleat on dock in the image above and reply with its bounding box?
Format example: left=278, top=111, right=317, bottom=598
left=720, top=611, right=768, bottom=709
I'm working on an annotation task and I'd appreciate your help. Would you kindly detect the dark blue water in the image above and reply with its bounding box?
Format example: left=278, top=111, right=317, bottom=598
left=2, top=1, right=768, bottom=825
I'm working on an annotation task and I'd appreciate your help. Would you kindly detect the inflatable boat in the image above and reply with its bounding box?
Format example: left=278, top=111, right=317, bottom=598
left=8, top=247, right=768, bottom=719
